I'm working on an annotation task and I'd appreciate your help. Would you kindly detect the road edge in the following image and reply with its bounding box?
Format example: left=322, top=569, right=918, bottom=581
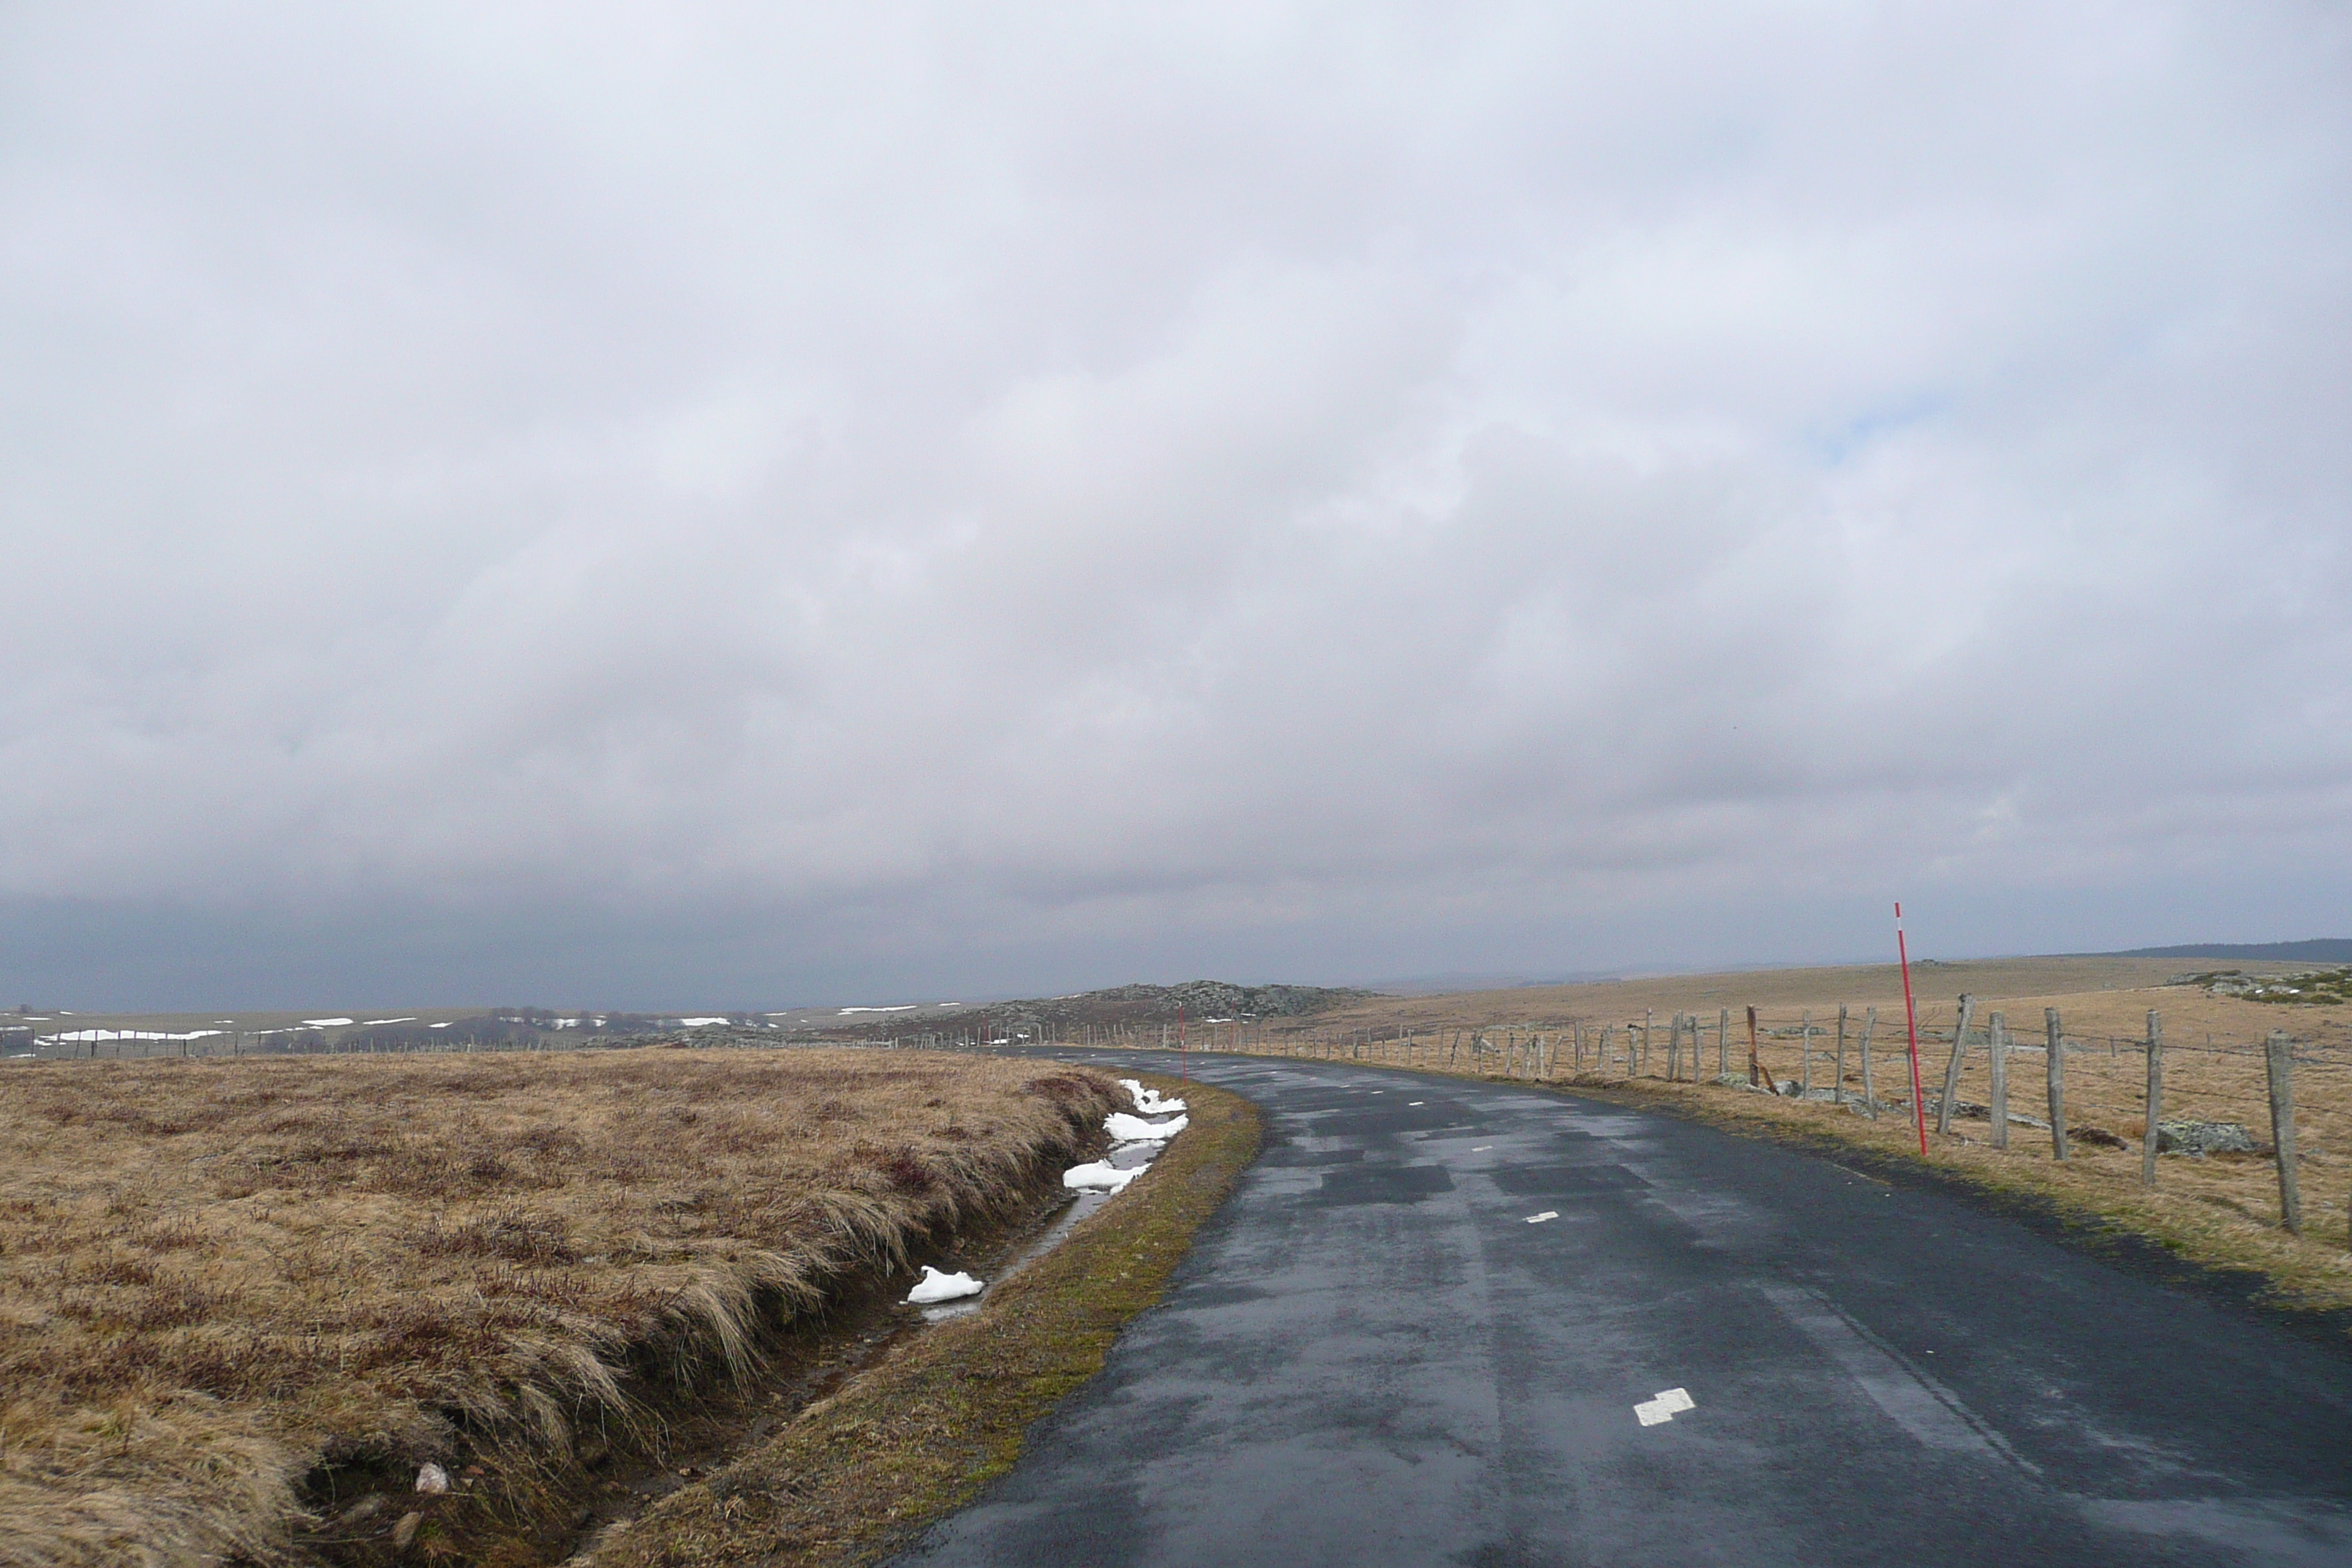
left=586, top=1071, right=1262, bottom=1568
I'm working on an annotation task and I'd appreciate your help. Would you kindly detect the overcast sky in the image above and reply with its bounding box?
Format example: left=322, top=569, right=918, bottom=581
left=3, top=3, right=2347, bottom=1009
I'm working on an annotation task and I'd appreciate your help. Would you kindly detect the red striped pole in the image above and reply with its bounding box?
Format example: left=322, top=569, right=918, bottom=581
left=1897, top=902, right=1928, bottom=1156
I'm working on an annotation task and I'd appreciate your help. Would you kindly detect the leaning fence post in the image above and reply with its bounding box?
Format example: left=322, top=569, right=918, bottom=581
left=1834, top=1005, right=1849, bottom=1106
left=2141, top=1011, right=2163, bottom=1189
left=1989, top=1012, right=2010, bottom=1150
left=1935, top=994, right=1977, bottom=1137
left=2266, top=1030, right=2301, bottom=1233
left=1746, top=1006, right=1760, bottom=1087
left=2046, top=1008, right=2068, bottom=1162
left=1717, top=1009, right=1730, bottom=1079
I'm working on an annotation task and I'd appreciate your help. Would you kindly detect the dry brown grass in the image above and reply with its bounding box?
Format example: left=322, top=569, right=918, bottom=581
left=0, top=1048, right=1120, bottom=1568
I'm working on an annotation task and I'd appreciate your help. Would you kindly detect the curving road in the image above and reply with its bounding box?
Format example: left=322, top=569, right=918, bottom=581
left=895, top=1052, right=2352, bottom=1567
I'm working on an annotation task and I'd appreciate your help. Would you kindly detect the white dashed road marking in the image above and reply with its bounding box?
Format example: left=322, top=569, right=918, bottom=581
left=1525, top=1211, right=1559, bottom=1224
left=1634, top=1388, right=1696, bottom=1427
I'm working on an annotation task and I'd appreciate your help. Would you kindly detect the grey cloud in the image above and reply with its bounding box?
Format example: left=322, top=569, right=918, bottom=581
left=2, top=2, right=2347, bottom=1006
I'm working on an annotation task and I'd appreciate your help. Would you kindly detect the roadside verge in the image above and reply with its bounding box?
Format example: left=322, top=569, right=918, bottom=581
left=585, top=1072, right=1262, bottom=1568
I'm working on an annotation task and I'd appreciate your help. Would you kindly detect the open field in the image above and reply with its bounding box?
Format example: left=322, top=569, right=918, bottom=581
left=0, top=1048, right=1120, bottom=1567
left=1303, top=954, right=2348, bottom=1044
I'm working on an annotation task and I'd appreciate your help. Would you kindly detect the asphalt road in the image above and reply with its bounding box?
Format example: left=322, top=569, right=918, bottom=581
left=895, top=1051, right=2352, bottom=1568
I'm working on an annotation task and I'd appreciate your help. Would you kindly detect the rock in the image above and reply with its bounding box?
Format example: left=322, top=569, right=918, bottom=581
left=2069, top=1125, right=2128, bottom=1150
left=2157, top=1120, right=2258, bottom=1156
left=415, top=1462, right=450, bottom=1494
left=392, top=1512, right=422, bottom=1550
left=334, top=1494, right=386, bottom=1527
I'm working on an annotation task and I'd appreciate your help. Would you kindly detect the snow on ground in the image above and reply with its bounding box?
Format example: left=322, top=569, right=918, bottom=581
left=907, top=1265, right=985, bottom=1304
left=301, top=1017, right=355, bottom=1028
left=358, top=1017, right=416, bottom=1026
left=676, top=1017, right=731, bottom=1027
left=1104, top=1111, right=1188, bottom=1143
left=1117, top=1079, right=1187, bottom=1116
left=40, top=1028, right=225, bottom=1044
left=1062, top=1160, right=1142, bottom=1193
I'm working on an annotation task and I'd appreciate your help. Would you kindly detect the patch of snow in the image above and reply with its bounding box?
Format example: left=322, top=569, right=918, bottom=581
left=1105, top=1112, right=1187, bottom=1142
left=1063, top=1161, right=1141, bottom=1193
left=358, top=1017, right=415, bottom=1027
left=906, top=1266, right=984, bottom=1304
left=1634, top=1387, right=1696, bottom=1427
left=676, top=1017, right=731, bottom=1028
left=839, top=1004, right=919, bottom=1014
left=429, top=1022, right=452, bottom=1029
left=1117, top=1079, right=1187, bottom=1115
left=302, top=1017, right=355, bottom=1028
left=41, top=1028, right=225, bottom=1044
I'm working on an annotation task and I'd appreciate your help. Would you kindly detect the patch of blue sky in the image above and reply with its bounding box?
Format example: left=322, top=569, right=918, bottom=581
left=1806, top=393, right=1950, bottom=467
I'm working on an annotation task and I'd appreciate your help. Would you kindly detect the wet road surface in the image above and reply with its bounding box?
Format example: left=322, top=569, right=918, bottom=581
left=894, top=1052, right=2352, bottom=1567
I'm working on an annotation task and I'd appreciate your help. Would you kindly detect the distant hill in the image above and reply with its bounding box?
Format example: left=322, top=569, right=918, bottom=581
left=822, top=979, right=1373, bottom=1039
left=2096, top=938, right=2352, bottom=963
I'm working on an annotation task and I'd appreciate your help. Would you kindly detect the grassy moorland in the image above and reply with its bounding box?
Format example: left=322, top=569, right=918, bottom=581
left=0, top=1049, right=1120, bottom=1567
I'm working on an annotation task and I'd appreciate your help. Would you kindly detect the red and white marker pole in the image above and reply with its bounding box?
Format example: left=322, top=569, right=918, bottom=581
left=1896, top=901, right=1928, bottom=1157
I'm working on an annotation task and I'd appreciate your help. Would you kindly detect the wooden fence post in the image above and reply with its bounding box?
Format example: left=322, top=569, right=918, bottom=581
left=2266, top=1030, right=2301, bottom=1234
left=1833, top=1005, right=1849, bottom=1106
left=1800, top=1011, right=1814, bottom=1097
left=1989, top=1012, right=2009, bottom=1150
left=1641, top=1010, right=1653, bottom=1077
left=1746, top=1007, right=1760, bottom=1087
left=1858, top=1006, right=1877, bottom=1117
left=1935, top=994, right=1977, bottom=1137
left=2046, top=1008, right=2068, bottom=1162
left=2141, top=1011, right=2163, bottom=1189
left=1717, top=1009, right=1730, bottom=1079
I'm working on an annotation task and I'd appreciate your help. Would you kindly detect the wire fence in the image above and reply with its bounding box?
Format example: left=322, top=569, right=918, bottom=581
left=1170, top=1007, right=2351, bottom=1249
left=15, top=1006, right=2347, bottom=1247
